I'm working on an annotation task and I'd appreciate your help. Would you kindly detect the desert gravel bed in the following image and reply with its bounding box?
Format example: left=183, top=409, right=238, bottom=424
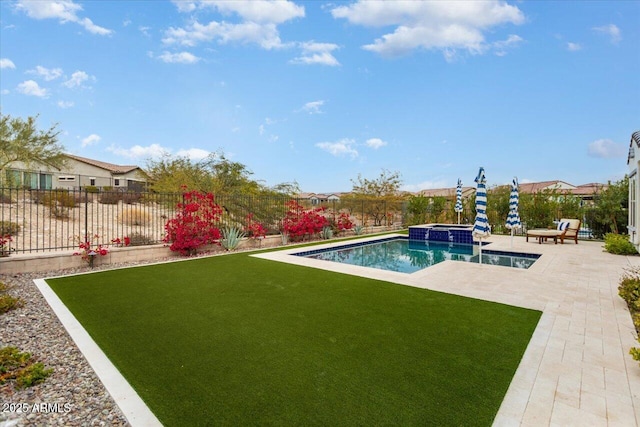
left=0, top=253, right=218, bottom=427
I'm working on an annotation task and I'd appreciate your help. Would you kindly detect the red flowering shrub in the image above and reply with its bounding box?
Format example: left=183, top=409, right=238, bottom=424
left=335, top=212, right=354, bottom=233
left=281, top=200, right=329, bottom=241
left=164, top=190, right=223, bottom=255
left=111, top=236, right=131, bottom=247
left=72, top=234, right=108, bottom=267
left=244, top=213, right=266, bottom=240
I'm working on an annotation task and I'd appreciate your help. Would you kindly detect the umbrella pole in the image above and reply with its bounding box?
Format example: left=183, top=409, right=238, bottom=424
left=511, top=228, right=514, bottom=248
left=479, top=239, right=482, bottom=264
left=457, top=212, right=460, bottom=225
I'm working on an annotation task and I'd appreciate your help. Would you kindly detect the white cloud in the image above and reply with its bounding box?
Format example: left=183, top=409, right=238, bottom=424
left=163, top=0, right=304, bottom=50
left=57, top=100, right=74, bottom=108
left=176, top=148, right=211, bottom=160
left=593, top=24, right=621, bottom=44
left=0, top=58, right=16, bottom=69
left=365, top=138, right=387, bottom=149
left=15, top=0, right=113, bottom=35
left=316, top=138, right=358, bottom=158
left=28, top=65, right=63, bottom=81
left=157, top=51, right=201, bottom=64
left=139, top=26, right=151, bottom=37
left=290, top=41, right=340, bottom=66
left=492, top=34, right=523, bottom=56
left=172, top=0, right=304, bottom=23
left=567, top=42, right=582, bottom=51
left=63, top=70, right=93, bottom=88
left=1, top=89, right=10, bottom=95
left=81, top=133, right=101, bottom=147
left=108, top=143, right=171, bottom=159
left=301, top=100, right=324, bottom=114
left=331, top=1, right=524, bottom=59
left=588, top=138, right=626, bottom=158
left=16, top=80, right=48, bottom=97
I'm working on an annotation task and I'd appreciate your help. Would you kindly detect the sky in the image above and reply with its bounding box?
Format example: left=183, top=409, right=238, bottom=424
left=1, top=0, right=639, bottom=193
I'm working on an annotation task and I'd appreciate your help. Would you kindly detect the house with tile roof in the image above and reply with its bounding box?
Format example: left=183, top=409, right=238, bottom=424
left=5, top=153, right=147, bottom=191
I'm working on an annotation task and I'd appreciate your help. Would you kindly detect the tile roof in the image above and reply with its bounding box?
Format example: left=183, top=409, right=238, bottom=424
left=65, top=154, right=141, bottom=174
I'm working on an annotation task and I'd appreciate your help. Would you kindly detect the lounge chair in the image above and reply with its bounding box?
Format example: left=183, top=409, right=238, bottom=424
left=557, top=218, right=581, bottom=244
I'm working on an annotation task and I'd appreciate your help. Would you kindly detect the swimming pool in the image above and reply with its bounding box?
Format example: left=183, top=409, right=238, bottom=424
left=294, top=237, right=539, bottom=274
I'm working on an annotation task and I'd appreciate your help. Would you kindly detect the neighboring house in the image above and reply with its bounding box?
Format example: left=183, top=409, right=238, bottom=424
left=298, top=192, right=342, bottom=205
left=4, top=153, right=146, bottom=191
left=627, top=130, right=640, bottom=249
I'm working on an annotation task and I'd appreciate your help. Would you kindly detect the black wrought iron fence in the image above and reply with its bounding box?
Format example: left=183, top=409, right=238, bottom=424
left=0, top=189, right=408, bottom=254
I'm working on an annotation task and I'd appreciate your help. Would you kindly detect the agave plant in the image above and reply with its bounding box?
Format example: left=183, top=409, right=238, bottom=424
left=220, top=226, right=246, bottom=251
left=321, top=226, right=334, bottom=240
left=353, top=224, right=365, bottom=235
left=280, top=232, right=289, bottom=245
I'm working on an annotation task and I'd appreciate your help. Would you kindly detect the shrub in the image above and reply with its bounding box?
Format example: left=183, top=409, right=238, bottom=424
left=0, top=294, right=24, bottom=314
left=118, top=207, right=151, bottom=226
left=0, top=346, right=53, bottom=389
left=353, top=224, right=365, bottom=235
left=98, top=191, right=122, bottom=204
left=84, top=185, right=99, bottom=193
left=619, top=268, right=640, bottom=306
left=122, top=192, right=142, bottom=204
left=605, top=233, right=638, bottom=255
left=164, top=190, right=222, bottom=255
left=127, top=232, right=155, bottom=246
left=281, top=200, right=329, bottom=241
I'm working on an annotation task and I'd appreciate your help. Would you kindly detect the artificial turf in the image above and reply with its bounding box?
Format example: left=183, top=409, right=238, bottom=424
left=47, top=250, right=541, bottom=426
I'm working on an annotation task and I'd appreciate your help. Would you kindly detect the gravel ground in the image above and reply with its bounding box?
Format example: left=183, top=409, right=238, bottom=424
left=0, top=253, right=219, bottom=427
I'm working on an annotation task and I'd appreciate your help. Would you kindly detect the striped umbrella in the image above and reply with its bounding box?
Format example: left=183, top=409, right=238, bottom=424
left=455, top=178, right=463, bottom=224
left=472, top=167, right=490, bottom=263
left=505, top=177, right=521, bottom=247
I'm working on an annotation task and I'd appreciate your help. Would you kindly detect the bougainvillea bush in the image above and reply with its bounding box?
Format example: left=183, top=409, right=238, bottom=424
left=244, top=213, right=267, bottom=240
left=281, top=200, right=329, bottom=241
left=335, top=212, right=354, bottom=234
left=164, top=190, right=223, bottom=255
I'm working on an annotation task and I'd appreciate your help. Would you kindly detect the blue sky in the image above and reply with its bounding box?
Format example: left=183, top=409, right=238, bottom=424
left=1, top=0, right=638, bottom=192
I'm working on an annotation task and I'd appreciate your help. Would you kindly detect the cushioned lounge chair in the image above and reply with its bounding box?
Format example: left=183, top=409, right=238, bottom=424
left=557, top=218, right=581, bottom=244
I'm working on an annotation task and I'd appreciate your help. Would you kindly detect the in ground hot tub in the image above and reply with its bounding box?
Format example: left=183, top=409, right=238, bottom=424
left=408, top=224, right=474, bottom=244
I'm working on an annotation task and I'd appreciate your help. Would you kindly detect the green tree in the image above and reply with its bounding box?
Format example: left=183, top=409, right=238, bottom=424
left=486, top=185, right=511, bottom=234
left=585, top=177, right=629, bottom=237
left=0, top=113, right=66, bottom=186
left=345, top=169, right=402, bottom=226
left=406, top=195, right=429, bottom=225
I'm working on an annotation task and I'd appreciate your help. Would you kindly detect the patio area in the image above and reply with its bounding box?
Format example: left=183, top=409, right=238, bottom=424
left=256, top=234, right=640, bottom=426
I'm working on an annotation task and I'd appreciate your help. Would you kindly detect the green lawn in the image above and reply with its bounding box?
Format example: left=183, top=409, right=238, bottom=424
left=47, top=249, right=541, bottom=426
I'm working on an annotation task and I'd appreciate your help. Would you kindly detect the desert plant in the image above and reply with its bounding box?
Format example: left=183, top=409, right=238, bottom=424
left=0, top=346, right=53, bottom=389
left=84, top=185, right=99, bottom=193
left=0, top=221, right=20, bottom=235
left=118, top=207, right=151, bottom=226
left=605, top=233, right=638, bottom=255
left=280, top=232, right=289, bottom=245
left=321, top=226, right=334, bottom=240
left=98, top=191, right=122, bottom=204
left=0, top=294, right=24, bottom=314
left=220, top=226, right=246, bottom=251
left=353, top=224, right=365, bottom=235
left=127, top=232, right=155, bottom=246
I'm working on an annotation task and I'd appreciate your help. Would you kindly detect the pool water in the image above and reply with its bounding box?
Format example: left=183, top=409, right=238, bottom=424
left=295, top=237, right=539, bottom=274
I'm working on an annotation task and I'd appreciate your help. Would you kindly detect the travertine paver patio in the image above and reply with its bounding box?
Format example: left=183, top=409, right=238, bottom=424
left=255, top=234, right=640, bottom=426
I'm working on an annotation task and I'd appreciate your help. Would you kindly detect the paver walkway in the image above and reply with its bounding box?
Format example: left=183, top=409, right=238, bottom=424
left=255, top=234, right=640, bottom=426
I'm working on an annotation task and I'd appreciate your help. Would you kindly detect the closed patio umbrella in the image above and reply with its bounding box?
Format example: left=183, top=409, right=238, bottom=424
left=472, top=167, right=491, bottom=263
left=505, top=177, right=522, bottom=248
left=455, top=178, right=463, bottom=224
